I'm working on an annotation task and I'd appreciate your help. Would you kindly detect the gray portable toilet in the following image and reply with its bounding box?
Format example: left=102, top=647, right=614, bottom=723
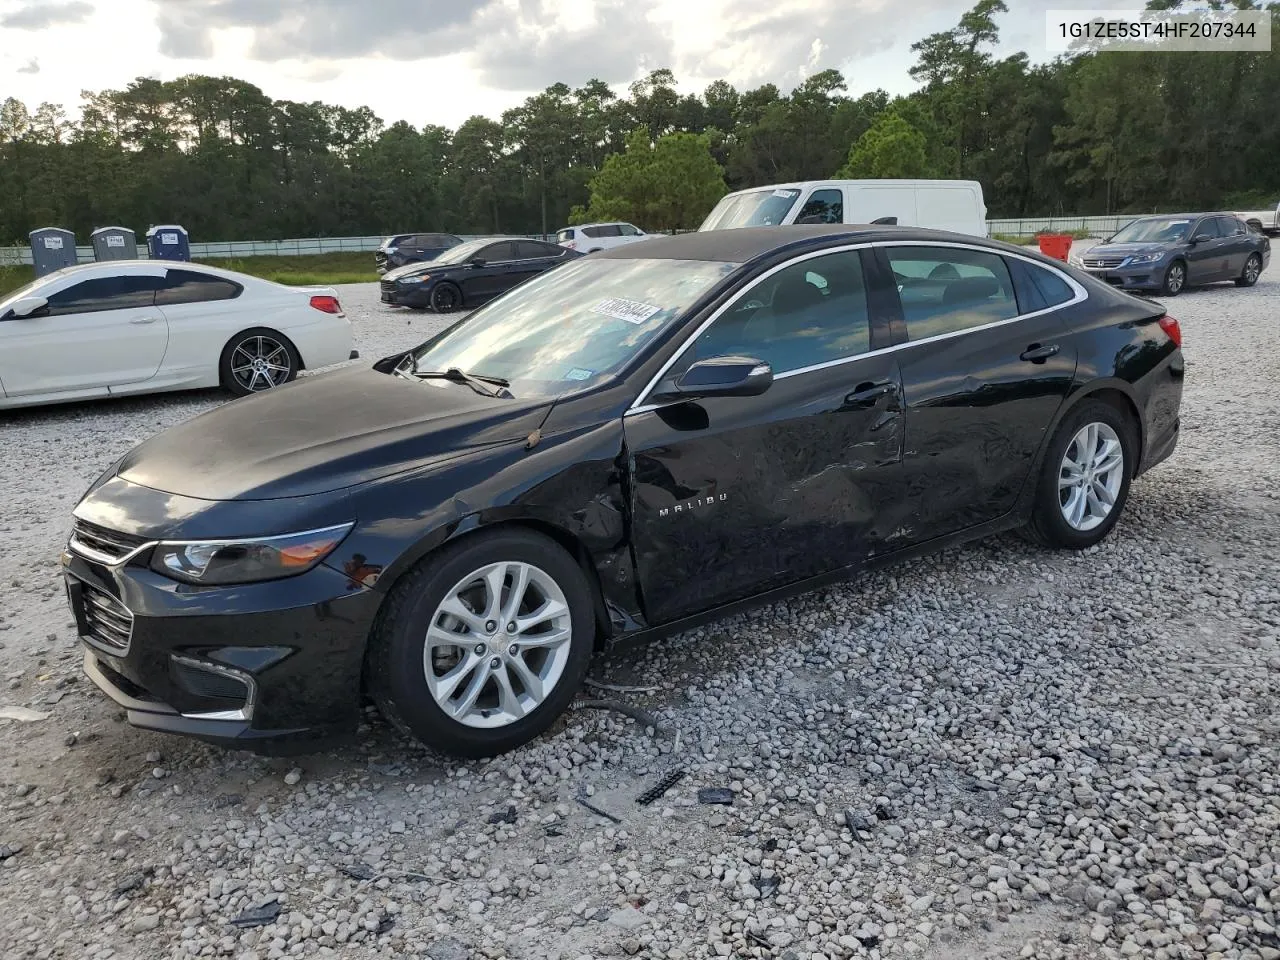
left=29, top=227, right=77, bottom=277
left=146, top=224, right=191, bottom=262
left=91, top=226, right=137, bottom=262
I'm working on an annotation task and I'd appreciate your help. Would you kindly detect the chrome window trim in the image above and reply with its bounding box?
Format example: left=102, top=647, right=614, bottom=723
left=625, top=239, right=1088, bottom=416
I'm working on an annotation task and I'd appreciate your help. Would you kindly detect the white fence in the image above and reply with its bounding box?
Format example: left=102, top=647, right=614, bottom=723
left=0, top=234, right=546, bottom=267
left=0, top=218, right=1141, bottom=267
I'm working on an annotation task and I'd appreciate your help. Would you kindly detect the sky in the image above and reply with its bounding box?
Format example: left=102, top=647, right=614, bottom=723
left=0, top=0, right=1139, bottom=130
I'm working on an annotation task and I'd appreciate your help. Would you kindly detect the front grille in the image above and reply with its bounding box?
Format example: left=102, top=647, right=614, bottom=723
left=1084, top=257, right=1125, bottom=268
left=70, top=519, right=148, bottom=563
left=80, top=582, right=134, bottom=653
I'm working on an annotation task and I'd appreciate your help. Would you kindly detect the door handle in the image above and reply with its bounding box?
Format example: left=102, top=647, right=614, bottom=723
left=844, top=381, right=896, bottom=407
left=129, top=316, right=158, bottom=325
left=1020, top=343, right=1059, bottom=363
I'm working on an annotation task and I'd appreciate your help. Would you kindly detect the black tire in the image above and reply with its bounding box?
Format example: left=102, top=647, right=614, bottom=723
left=1024, top=399, right=1137, bottom=550
left=219, top=328, right=301, bottom=397
left=1161, top=259, right=1187, bottom=297
left=1236, top=253, right=1262, bottom=287
left=367, top=529, right=595, bottom=758
left=430, top=282, right=463, bottom=313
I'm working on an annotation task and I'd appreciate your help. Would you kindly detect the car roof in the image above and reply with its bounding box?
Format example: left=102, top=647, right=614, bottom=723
left=594, top=224, right=1011, bottom=264
left=562, top=222, right=632, bottom=229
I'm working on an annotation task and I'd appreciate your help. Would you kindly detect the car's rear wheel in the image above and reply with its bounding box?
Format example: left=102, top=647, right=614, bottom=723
left=368, top=529, right=594, bottom=757
left=431, top=282, right=462, bottom=313
left=1024, top=400, right=1136, bottom=549
left=1236, top=253, right=1262, bottom=287
left=219, top=328, right=301, bottom=396
left=1161, top=260, right=1186, bottom=296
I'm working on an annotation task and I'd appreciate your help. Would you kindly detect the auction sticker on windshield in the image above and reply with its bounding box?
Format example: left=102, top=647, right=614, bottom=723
left=591, top=298, right=662, bottom=325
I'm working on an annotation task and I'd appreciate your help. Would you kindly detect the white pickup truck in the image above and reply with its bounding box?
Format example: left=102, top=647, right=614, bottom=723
left=1236, top=201, right=1280, bottom=236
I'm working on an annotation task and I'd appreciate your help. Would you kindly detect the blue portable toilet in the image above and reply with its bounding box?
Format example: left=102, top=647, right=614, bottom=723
left=146, top=224, right=191, bottom=261
left=29, top=227, right=78, bottom=276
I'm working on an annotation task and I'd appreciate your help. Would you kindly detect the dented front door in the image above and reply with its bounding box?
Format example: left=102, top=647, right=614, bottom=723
left=623, top=355, right=906, bottom=625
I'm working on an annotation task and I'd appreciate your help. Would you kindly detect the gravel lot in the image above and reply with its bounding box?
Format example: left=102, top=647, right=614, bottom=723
left=1, top=274, right=1278, bottom=960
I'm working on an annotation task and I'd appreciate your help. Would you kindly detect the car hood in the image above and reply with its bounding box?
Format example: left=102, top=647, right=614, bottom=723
left=1084, top=242, right=1174, bottom=258
left=115, top=365, right=553, bottom=501
left=384, top=259, right=451, bottom=280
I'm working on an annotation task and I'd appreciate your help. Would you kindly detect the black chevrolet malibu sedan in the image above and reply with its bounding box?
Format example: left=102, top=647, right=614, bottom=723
left=380, top=237, right=579, bottom=312
left=63, top=226, right=1184, bottom=757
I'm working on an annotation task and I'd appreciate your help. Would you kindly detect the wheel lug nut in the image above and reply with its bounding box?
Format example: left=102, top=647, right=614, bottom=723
left=473, top=643, right=485, bottom=655
left=489, top=657, right=501, bottom=670
left=508, top=645, right=518, bottom=656
left=506, top=622, right=517, bottom=633
left=485, top=621, right=497, bottom=633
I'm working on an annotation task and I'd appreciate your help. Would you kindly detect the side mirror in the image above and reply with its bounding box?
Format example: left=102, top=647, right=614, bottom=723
left=1190, top=234, right=1211, bottom=245
left=655, top=355, right=773, bottom=401
left=467, top=256, right=486, bottom=267
left=9, top=296, right=48, bottom=318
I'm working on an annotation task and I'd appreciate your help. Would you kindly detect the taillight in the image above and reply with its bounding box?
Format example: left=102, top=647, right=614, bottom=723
left=1158, top=314, right=1182, bottom=347
left=310, top=295, right=342, bottom=315
left=564, top=241, right=577, bottom=250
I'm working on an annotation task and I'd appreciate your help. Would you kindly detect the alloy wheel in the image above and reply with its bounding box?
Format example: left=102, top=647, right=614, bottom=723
left=423, top=561, right=572, bottom=729
left=1058, top=421, right=1124, bottom=532
left=1165, top=263, right=1185, bottom=294
left=230, top=335, right=292, bottom=392
left=1245, top=256, right=1261, bottom=284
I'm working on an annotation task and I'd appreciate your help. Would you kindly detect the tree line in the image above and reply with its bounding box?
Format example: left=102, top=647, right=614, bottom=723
left=1, top=0, right=1277, bottom=244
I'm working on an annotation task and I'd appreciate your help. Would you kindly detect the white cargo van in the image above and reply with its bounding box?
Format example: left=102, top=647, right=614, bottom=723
left=698, top=179, right=988, bottom=237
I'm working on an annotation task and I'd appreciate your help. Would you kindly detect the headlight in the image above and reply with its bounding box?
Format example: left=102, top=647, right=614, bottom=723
left=1126, top=252, right=1165, bottom=264
left=398, top=273, right=428, bottom=284
left=150, top=523, right=353, bottom=585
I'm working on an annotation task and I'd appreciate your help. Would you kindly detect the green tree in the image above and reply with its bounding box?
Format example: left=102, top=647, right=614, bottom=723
left=836, top=112, right=934, bottom=178
left=577, top=128, right=725, bottom=231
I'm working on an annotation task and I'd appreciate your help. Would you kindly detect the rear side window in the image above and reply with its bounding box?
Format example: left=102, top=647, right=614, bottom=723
left=582, top=226, right=604, bottom=238
left=155, top=270, right=241, bottom=306
left=796, top=189, right=844, bottom=224
left=481, top=241, right=516, bottom=261
left=45, top=275, right=162, bottom=316
left=513, top=241, right=555, bottom=260
left=597, top=225, right=624, bottom=237
left=887, top=246, right=1018, bottom=340
left=1023, top=261, right=1076, bottom=309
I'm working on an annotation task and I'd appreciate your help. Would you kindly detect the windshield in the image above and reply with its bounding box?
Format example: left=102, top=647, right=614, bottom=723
left=1109, top=218, right=1193, bottom=244
left=699, top=188, right=801, bottom=231
left=408, top=257, right=738, bottom=398
left=0, top=269, right=68, bottom=311
left=429, top=238, right=497, bottom=266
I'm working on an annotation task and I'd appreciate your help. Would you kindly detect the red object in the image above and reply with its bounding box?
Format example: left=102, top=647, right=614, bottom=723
left=309, top=295, right=343, bottom=315
left=1158, top=315, right=1182, bottom=348
left=1037, top=234, right=1073, bottom=261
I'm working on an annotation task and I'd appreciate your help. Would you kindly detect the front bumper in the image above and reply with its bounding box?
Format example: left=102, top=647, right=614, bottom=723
left=1076, top=260, right=1169, bottom=291
left=63, top=545, right=382, bottom=754
left=379, top=280, right=431, bottom=306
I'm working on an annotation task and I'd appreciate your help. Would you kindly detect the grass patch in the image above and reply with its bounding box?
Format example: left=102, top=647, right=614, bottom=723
left=197, top=251, right=378, bottom=285
left=0, top=264, right=35, bottom=297
left=0, top=252, right=377, bottom=297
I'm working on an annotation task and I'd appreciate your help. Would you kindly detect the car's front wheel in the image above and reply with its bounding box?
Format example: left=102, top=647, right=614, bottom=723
left=1236, top=253, right=1262, bottom=287
left=1024, top=400, right=1136, bottom=549
left=430, top=282, right=463, bottom=313
left=219, top=328, right=301, bottom=396
left=368, top=529, right=594, bottom=757
left=1161, top=260, right=1186, bottom=296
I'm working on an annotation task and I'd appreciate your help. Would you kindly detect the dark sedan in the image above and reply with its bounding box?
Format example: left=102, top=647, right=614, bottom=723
left=1072, top=212, right=1269, bottom=295
left=374, top=233, right=463, bottom=273
left=64, top=226, right=1183, bottom=758
left=380, top=237, right=579, bottom=311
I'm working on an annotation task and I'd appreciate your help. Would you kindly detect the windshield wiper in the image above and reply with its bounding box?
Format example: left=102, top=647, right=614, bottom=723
left=414, top=366, right=512, bottom=398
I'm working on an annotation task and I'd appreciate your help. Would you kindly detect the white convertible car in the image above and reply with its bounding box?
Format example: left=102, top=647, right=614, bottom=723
left=0, top=260, right=355, bottom=410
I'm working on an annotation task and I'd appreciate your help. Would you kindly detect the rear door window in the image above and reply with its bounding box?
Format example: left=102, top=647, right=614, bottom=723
left=44, top=275, right=163, bottom=316
left=481, top=241, right=516, bottom=262
left=156, top=270, right=242, bottom=306
left=795, top=189, right=844, bottom=224
left=513, top=241, right=556, bottom=260
left=582, top=226, right=604, bottom=239
left=886, top=246, right=1019, bottom=340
